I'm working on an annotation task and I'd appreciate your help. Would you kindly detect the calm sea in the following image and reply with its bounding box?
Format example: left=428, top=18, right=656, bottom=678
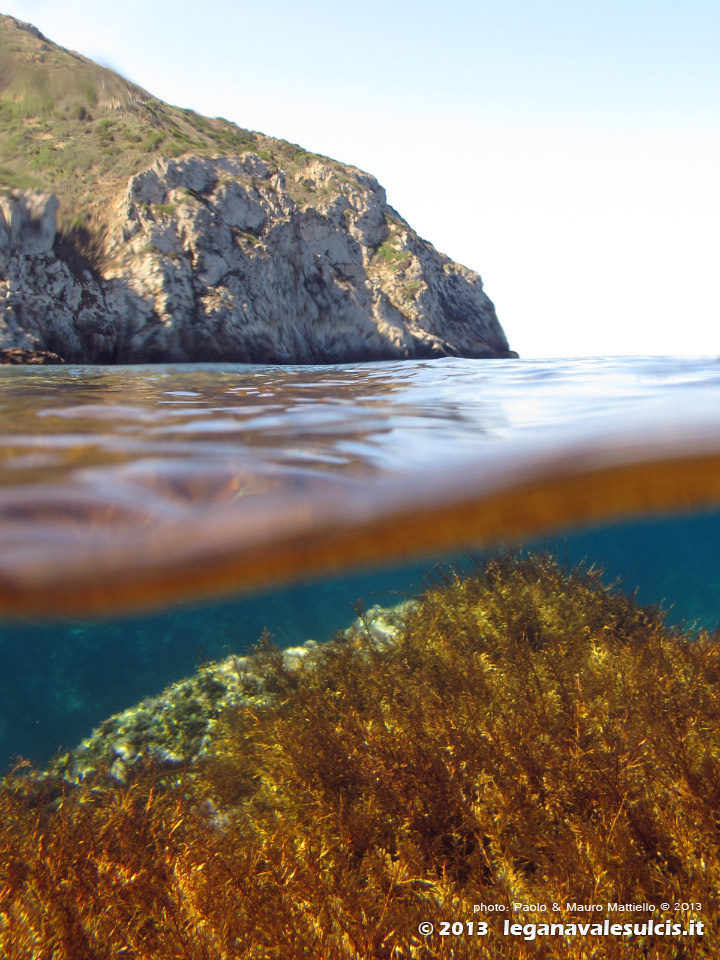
left=1, top=354, right=720, bottom=766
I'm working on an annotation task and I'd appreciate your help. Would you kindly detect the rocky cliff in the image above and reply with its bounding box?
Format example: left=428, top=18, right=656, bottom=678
left=0, top=15, right=513, bottom=363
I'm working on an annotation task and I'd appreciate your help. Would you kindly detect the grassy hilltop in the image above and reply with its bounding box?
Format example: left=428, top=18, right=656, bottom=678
left=0, top=14, right=322, bottom=242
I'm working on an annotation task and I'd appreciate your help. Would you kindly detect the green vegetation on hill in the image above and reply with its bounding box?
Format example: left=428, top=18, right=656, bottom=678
left=0, top=16, right=258, bottom=224
left=0, top=14, right=333, bottom=243
left=0, top=555, right=717, bottom=958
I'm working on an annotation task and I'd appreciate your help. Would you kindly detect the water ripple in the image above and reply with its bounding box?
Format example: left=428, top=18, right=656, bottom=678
left=2, top=356, right=720, bottom=616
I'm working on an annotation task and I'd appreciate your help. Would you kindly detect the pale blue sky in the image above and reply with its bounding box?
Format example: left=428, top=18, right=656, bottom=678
left=4, top=0, right=720, bottom=357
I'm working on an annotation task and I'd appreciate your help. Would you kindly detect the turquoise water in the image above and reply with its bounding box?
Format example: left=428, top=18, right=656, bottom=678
left=2, top=355, right=720, bottom=766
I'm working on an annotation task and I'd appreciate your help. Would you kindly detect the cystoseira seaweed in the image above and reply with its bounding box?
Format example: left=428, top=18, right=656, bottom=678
left=0, top=555, right=717, bottom=958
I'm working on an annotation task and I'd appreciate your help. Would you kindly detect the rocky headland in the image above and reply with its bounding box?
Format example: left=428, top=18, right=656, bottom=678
left=0, top=15, right=513, bottom=363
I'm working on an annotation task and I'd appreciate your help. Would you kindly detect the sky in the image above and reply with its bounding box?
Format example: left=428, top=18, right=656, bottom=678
left=3, top=0, right=720, bottom=358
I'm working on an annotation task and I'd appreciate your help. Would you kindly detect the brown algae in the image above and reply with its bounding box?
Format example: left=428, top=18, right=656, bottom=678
left=1, top=554, right=718, bottom=958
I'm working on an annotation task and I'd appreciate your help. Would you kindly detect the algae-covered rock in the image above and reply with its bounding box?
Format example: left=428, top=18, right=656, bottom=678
left=48, top=642, right=316, bottom=783
left=48, top=600, right=418, bottom=784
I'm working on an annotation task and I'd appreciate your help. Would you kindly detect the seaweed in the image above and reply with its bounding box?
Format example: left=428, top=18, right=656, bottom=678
left=1, top=554, right=718, bottom=958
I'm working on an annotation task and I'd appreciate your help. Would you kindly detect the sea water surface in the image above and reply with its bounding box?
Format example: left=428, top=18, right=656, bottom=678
left=2, top=354, right=720, bottom=766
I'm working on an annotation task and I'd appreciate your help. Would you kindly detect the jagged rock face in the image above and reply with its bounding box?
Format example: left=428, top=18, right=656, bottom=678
left=0, top=154, right=513, bottom=363
left=0, top=191, right=118, bottom=361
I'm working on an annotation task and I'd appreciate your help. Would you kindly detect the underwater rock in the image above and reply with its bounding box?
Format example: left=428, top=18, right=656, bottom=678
left=49, top=600, right=416, bottom=784
left=48, top=651, right=279, bottom=783
left=343, top=600, right=417, bottom=649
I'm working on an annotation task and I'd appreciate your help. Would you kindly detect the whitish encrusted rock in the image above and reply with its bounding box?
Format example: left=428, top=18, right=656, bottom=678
left=47, top=651, right=280, bottom=784
left=0, top=154, right=513, bottom=363
left=48, top=601, right=417, bottom=785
